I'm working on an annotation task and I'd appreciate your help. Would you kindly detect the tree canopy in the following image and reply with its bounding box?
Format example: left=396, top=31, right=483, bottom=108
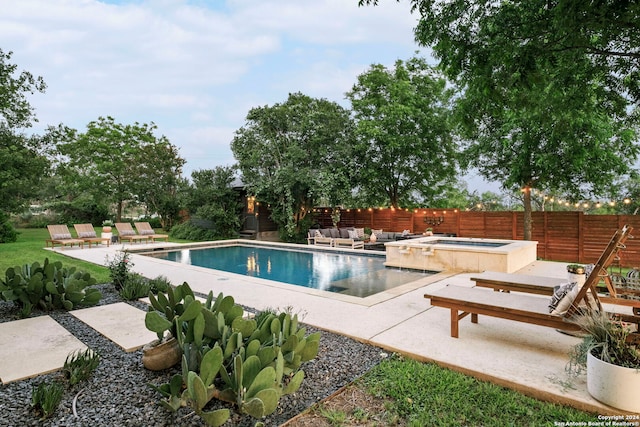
left=359, top=1, right=639, bottom=102
left=346, top=56, right=457, bottom=208
left=231, top=92, right=356, bottom=241
left=54, top=116, right=185, bottom=223
left=0, top=49, right=48, bottom=241
left=0, top=48, right=46, bottom=130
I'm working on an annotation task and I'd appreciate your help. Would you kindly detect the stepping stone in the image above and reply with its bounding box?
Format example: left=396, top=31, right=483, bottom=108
left=0, top=316, right=87, bottom=384
left=71, top=302, right=157, bottom=352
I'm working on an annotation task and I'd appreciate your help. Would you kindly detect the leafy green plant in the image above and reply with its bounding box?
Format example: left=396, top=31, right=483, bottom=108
left=106, top=251, right=133, bottom=291
left=31, top=381, right=64, bottom=419
left=119, top=273, right=150, bottom=300
left=147, top=275, right=171, bottom=294
left=63, top=349, right=100, bottom=385
left=0, top=258, right=101, bottom=316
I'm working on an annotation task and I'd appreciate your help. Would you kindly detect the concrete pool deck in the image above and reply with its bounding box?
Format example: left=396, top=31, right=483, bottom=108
left=43, top=241, right=636, bottom=415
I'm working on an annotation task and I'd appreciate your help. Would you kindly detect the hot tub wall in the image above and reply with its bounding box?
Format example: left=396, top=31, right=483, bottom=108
left=384, top=239, right=537, bottom=273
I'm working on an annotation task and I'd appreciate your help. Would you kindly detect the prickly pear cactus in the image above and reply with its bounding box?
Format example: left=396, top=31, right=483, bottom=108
left=0, top=258, right=100, bottom=315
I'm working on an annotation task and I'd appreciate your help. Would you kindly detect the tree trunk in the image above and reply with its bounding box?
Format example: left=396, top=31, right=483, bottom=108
left=523, top=186, right=532, bottom=240
left=116, top=200, right=123, bottom=223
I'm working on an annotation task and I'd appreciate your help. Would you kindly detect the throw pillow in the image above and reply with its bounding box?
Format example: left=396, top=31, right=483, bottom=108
left=51, top=233, right=72, bottom=240
left=119, top=230, right=134, bottom=236
left=549, top=282, right=576, bottom=314
left=355, top=228, right=365, bottom=238
left=372, top=229, right=383, bottom=236
left=347, top=229, right=358, bottom=239
left=78, top=231, right=96, bottom=238
left=140, top=230, right=155, bottom=235
left=314, top=230, right=323, bottom=238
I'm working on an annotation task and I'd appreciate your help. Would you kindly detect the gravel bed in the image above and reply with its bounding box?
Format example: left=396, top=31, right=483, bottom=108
left=0, top=283, right=387, bottom=426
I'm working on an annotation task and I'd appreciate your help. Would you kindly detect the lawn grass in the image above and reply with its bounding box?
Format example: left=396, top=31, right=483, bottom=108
left=0, top=228, right=111, bottom=283
left=361, top=354, right=595, bottom=427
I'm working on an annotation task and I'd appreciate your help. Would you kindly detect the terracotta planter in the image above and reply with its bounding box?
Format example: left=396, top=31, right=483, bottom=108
left=102, top=226, right=112, bottom=233
left=587, top=352, right=640, bottom=412
left=142, top=337, right=182, bottom=371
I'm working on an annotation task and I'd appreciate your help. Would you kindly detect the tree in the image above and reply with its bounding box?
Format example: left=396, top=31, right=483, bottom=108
left=55, top=117, right=185, bottom=222
left=359, top=0, right=640, bottom=239
left=457, top=52, right=638, bottom=239
left=134, top=141, right=185, bottom=229
left=346, top=56, right=457, bottom=208
left=0, top=48, right=46, bottom=129
left=0, top=49, right=48, bottom=242
left=231, top=92, right=356, bottom=241
left=184, top=166, right=243, bottom=239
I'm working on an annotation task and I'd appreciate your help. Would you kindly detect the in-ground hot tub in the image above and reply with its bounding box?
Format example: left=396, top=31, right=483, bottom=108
left=384, top=236, right=537, bottom=273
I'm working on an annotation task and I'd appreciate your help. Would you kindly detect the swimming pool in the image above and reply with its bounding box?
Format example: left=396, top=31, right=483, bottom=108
left=145, top=244, right=432, bottom=298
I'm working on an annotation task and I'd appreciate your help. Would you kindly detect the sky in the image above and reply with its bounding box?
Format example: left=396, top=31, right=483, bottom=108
left=2, top=0, right=500, bottom=193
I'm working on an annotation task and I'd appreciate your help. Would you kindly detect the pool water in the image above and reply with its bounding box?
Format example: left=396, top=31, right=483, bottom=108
left=149, top=245, right=432, bottom=298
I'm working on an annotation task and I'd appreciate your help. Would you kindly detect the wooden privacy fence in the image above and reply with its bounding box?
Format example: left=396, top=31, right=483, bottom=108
left=313, top=208, right=640, bottom=268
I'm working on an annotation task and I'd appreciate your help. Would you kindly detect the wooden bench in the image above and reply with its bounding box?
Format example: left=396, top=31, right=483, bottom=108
left=424, top=225, right=634, bottom=338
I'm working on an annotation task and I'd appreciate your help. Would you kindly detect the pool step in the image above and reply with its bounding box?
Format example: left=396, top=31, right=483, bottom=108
left=239, top=230, right=257, bottom=239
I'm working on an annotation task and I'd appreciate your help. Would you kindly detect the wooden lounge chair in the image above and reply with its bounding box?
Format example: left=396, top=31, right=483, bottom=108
left=134, top=222, right=169, bottom=242
left=115, top=223, right=149, bottom=244
left=424, top=225, right=633, bottom=338
left=73, top=223, right=110, bottom=248
left=46, top=224, right=85, bottom=249
left=334, top=238, right=364, bottom=249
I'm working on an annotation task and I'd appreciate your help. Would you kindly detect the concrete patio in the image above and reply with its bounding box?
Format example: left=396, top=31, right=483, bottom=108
left=30, top=240, right=639, bottom=415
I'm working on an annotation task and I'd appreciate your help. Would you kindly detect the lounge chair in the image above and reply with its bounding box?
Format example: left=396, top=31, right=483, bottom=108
left=73, top=224, right=111, bottom=248
left=46, top=224, right=85, bottom=249
left=134, top=222, right=168, bottom=242
left=115, top=223, right=149, bottom=244
left=424, top=225, right=633, bottom=338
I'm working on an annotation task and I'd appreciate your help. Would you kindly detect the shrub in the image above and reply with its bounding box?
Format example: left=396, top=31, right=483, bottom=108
left=0, top=211, right=18, bottom=243
left=63, top=349, right=100, bottom=385
left=148, top=275, right=171, bottom=294
left=169, top=221, right=217, bottom=241
left=31, top=381, right=64, bottom=419
left=119, top=273, right=151, bottom=300
left=106, top=252, right=133, bottom=291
